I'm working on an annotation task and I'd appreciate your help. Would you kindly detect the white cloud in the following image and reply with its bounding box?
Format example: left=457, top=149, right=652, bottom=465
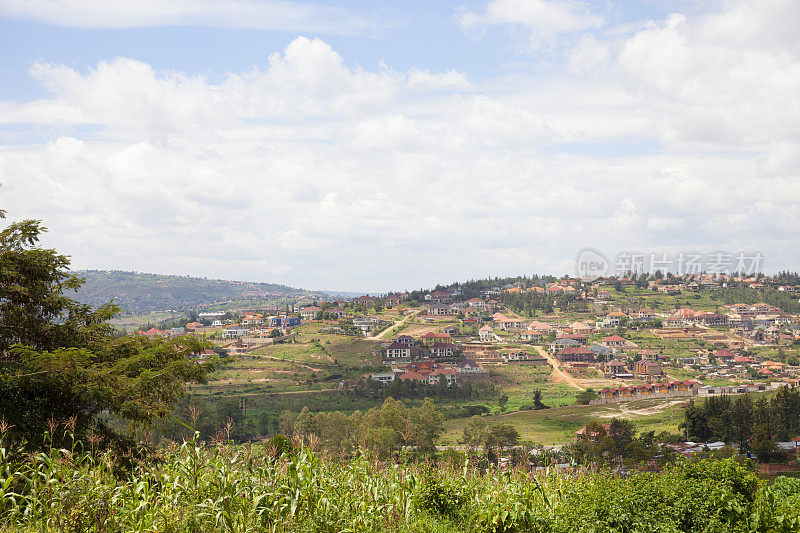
left=0, top=0, right=376, bottom=35
left=2, top=0, right=800, bottom=291
left=460, top=0, right=603, bottom=47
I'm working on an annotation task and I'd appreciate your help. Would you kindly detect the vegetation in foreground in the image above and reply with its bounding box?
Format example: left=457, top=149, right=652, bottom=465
left=2, top=428, right=800, bottom=532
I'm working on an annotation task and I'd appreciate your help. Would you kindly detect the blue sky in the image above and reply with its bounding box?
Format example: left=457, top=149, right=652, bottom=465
left=1, top=0, right=799, bottom=292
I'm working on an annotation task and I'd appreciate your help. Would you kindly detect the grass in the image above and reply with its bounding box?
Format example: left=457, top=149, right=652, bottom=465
left=2, top=435, right=793, bottom=532
left=442, top=396, right=689, bottom=445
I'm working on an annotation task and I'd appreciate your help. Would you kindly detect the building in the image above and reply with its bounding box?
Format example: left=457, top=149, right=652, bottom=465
left=556, top=346, right=595, bottom=363
left=602, top=359, right=627, bottom=375
left=396, top=335, right=415, bottom=347
left=428, top=368, right=459, bottom=386
left=428, top=303, right=454, bottom=316
left=592, top=381, right=700, bottom=405
left=602, top=334, right=627, bottom=347
left=633, top=359, right=664, bottom=378
left=428, top=343, right=457, bottom=358
left=300, top=306, right=322, bottom=320
left=383, top=341, right=411, bottom=359
left=478, top=326, right=496, bottom=341
left=454, top=359, right=489, bottom=376
left=420, top=332, right=452, bottom=346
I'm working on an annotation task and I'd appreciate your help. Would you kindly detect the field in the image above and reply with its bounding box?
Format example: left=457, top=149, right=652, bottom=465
left=442, top=396, right=689, bottom=445
left=2, top=438, right=797, bottom=532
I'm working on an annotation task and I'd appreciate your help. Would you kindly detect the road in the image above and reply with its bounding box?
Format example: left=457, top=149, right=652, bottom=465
left=534, top=345, right=585, bottom=391
left=374, top=310, right=420, bottom=339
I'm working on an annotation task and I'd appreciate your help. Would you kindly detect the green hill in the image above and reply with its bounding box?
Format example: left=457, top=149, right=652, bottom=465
left=71, top=269, right=327, bottom=315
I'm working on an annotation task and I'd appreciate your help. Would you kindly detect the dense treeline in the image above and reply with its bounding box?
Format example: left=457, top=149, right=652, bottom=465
left=73, top=269, right=320, bottom=314
left=709, top=286, right=800, bottom=313
left=683, top=387, right=800, bottom=460
left=2, top=432, right=799, bottom=532
left=349, top=377, right=497, bottom=401
left=283, top=397, right=444, bottom=459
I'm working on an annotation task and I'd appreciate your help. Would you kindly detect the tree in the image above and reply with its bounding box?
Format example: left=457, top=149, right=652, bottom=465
left=576, top=388, right=599, bottom=405
left=498, top=394, right=509, bottom=413
left=532, top=389, right=548, bottom=410
left=0, top=218, right=214, bottom=449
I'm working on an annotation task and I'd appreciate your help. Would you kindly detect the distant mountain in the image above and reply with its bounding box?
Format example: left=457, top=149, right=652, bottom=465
left=71, top=270, right=330, bottom=315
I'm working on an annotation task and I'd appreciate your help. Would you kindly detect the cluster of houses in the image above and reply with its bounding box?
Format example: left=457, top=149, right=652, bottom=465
left=591, top=380, right=701, bottom=405
left=370, top=359, right=490, bottom=387
left=380, top=332, right=461, bottom=361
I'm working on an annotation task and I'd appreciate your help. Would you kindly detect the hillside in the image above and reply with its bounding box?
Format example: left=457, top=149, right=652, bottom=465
left=70, top=270, right=328, bottom=315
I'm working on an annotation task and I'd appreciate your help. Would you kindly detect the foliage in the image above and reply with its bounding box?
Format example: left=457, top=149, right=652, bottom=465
left=1, top=432, right=798, bottom=533
left=682, top=387, right=800, bottom=456
left=0, top=218, right=215, bottom=450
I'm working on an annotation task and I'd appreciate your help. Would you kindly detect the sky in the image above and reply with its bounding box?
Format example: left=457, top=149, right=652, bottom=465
left=1, top=0, right=799, bottom=293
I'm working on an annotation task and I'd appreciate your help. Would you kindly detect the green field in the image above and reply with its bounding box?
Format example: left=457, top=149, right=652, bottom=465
left=442, top=396, right=689, bottom=445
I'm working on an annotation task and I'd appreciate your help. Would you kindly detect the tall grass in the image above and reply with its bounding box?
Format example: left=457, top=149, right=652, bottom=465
left=1, top=425, right=800, bottom=532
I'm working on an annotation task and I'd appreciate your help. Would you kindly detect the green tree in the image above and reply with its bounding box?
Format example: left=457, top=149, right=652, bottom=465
left=0, top=218, right=214, bottom=449
left=498, top=394, right=509, bottom=413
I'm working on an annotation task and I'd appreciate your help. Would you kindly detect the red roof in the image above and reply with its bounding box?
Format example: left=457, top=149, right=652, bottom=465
left=602, top=335, right=627, bottom=342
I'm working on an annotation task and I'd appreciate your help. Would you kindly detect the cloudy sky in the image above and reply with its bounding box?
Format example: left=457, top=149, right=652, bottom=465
left=1, top=0, right=799, bottom=292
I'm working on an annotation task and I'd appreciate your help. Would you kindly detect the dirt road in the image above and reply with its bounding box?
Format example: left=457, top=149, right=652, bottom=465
left=374, top=310, right=420, bottom=339
left=534, top=345, right=585, bottom=391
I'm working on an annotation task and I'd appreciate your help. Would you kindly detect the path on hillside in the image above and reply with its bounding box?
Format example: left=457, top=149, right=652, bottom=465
left=534, top=345, right=585, bottom=391
left=374, top=310, right=420, bottom=340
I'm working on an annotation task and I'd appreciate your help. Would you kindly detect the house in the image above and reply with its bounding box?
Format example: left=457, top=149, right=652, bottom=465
left=428, top=291, right=453, bottom=304
left=466, top=298, right=486, bottom=309
left=137, top=327, right=167, bottom=337
left=570, top=322, right=593, bottom=333
left=398, top=371, right=429, bottom=382
left=421, top=332, right=452, bottom=346
left=556, top=333, right=588, bottom=345
left=603, top=359, right=627, bottom=375
left=664, top=315, right=684, bottom=328
left=371, top=372, right=395, bottom=384
left=550, top=338, right=579, bottom=352
left=639, top=349, right=660, bottom=361
left=527, top=320, right=554, bottom=332
left=595, top=316, right=620, bottom=328
left=602, top=334, right=627, bottom=347
left=383, top=341, right=411, bottom=359
left=242, top=314, right=264, bottom=326
left=454, top=359, right=489, bottom=376
left=495, top=316, right=527, bottom=330
left=556, top=346, right=595, bottom=363
left=519, top=329, right=543, bottom=342
left=633, top=359, right=664, bottom=377
left=428, top=343, right=457, bottom=358
left=443, top=325, right=459, bottom=335
left=636, top=308, right=657, bottom=319
left=222, top=325, right=249, bottom=339
left=326, top=308, right=351, bottom=319
left=352, top=318, right=376, bottom=335
left=300, top=306, right=322, bottom=320
left=697, top=313, right=728, bottom=326
left=576, top=423, right=611, bottom=442
left=712, top=349, right=737, bottom=363
left=386, top=294, right=406, bottom=307
left=185, top=321, right=203, bottom=330
left=170, top=327, right=185, bottom=336
left=428, top=368, right=459, bottom=386
left=428, top=303, right=454, bottom=316
left=478, top=326, right=496, bottom=341
left=590, top=344, right=613, bottom=360
left=396, top=335, right=415, bottom=347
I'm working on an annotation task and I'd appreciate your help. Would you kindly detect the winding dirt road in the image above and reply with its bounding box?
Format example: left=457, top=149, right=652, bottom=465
left=374, top=310, right=420, bottom=339
left=534, top=345, right=585, bottom=391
